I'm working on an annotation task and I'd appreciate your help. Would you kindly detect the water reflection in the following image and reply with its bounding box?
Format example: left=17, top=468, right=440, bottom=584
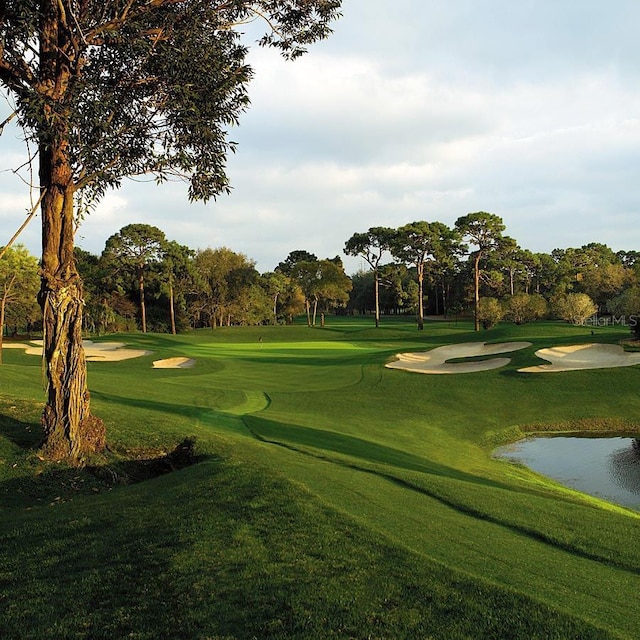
left=495, top=436, right=640, bottom=510
left=608, top=439, right=640, bottom=497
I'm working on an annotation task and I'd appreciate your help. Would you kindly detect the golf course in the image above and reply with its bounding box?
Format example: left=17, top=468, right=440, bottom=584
left=1, top=317, right=640, bottom=638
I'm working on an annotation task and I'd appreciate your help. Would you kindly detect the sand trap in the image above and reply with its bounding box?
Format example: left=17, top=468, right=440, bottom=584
left=3, top=339, right=151, bottom=361
left=386, top=341, right=532, bottom=374
left=152, top=357, right=195, bottom=369
left=519, top=343, right=640, bottom=373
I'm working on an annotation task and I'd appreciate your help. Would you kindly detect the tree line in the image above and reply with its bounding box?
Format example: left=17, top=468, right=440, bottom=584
left=4, top=213, right=640, bottom=343
left=346, top=211, right=640, bottom=334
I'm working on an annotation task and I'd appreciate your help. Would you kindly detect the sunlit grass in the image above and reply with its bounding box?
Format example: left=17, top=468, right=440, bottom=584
left=0, top=317, right=639, bottom=638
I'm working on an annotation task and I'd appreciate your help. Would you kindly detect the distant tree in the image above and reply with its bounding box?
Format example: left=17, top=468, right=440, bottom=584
left=344, top=227, right=394, bottom=328
left=102, top=224, right=167, bottom=333
left=261, top=271, right=302, bottom=324
left=162, top=241, right=196, bottom=334
left=348, top=269, right=375, bottom=315
left=315, top=257, right=352, bottom=321
left=392, top=221, right=462, bottom=329
left=291, top=257, right=352, bottom=326
left=276, top=250, right=319, bottom=276
left=607, top=287, right=640, bottom=338
left=455, top=213, right=506, bottom=331
left=192, top=247, right=260, bottom=327
left=492, top=236, right=523, bottom=296
left=0, top=245, right=40, bottom=362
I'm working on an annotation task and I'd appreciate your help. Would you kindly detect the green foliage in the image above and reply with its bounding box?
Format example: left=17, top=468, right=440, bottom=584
left=477, top=296, right=504, bottom=329
left=0, top=1, right=341, bottom=205
left=552, top=292, right=598, bottom=325
left=0, top=244, right=40, bottom=338
left=504, top=293, right=548, bottom=324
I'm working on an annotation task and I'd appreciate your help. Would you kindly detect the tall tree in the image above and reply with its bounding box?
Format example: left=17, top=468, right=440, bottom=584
left=0, top=1, right=340, bottom=460
left=192, top=247, right=259, bottom=327
left=455, top=212, right=505, bottom=331
left=261, top=271, right=298, bottom=325
left=344, top=227, right=394, bottom=328
left=291, top=257, right=352, bottom=326
left=102, top=224, right=167, bottom=334
left=161, top=241, right=196, bottom=335
left=391, top=221, right=461, bottom=330
left=275, top=250, right=319, bottom=276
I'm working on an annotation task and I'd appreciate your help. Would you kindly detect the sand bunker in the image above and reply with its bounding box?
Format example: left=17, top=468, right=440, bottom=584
left=519, top=343, right=640, bottom=373
left=152, top=357, right=195, bottom=369
left=386, top=341, right=532, bottom=374
left=4, top=339, right=151, bottom=361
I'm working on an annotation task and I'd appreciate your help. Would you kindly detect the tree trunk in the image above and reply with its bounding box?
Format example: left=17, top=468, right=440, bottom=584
left=474, top=253, right=481, bottom=331
left=38, top=150, right=105, bottom=460
left=417, top=263, right=424, bottom=331
left=33, top=0, right=104, bottom=460
left=169, top=276, right=176, bottom=334
left=374, top=270, right=380, bottom=328
left=0, top=288, right=6, bottom=365
left=138, top=266, right=147, bottom=333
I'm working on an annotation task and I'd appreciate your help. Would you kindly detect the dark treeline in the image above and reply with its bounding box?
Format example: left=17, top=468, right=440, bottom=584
left=4, top=213, right=640, bottom=337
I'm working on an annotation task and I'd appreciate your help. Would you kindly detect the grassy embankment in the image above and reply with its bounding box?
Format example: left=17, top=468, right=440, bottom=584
left=1, top=317, right=639, bottom=639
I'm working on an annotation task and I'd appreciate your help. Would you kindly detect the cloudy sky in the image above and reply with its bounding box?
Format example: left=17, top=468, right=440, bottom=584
left=2, top=0, right=640, bottom=274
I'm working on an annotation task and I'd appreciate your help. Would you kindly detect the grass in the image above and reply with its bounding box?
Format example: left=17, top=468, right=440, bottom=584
left=0, top=317, right=639, bottom=638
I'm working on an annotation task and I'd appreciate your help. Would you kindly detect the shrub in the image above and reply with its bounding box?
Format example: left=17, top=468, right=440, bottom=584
left=477, top=297, right=504, bottom=329
left=551, top=292, right=597, bottom=325
left=504, top=293, right=548, bottom=325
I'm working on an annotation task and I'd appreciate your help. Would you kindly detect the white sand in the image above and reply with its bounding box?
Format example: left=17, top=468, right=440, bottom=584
left=152, top=357, right=196, bottom=369
left=3, top=339, right=151, bottom=361
left=386, top=341, right=532, bottom=374
left=519, top=343, right=640, bottom=373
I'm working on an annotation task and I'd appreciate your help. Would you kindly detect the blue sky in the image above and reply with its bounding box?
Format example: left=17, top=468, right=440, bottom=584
left=2, top=1, right=640, bottom=273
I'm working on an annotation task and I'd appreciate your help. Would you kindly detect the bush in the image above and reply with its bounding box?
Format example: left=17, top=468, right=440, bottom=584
left=504, top=293, right=548, bottom=325
left=551, top=293, right=597, bottom=325
left=477, top=297, right=504, bottom=329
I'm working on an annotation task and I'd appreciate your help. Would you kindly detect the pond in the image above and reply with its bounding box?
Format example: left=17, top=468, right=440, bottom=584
left=495, top=436, right=640, bottom=511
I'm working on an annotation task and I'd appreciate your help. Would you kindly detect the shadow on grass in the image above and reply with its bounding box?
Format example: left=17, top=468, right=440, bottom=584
left=244, top=415, right=504, bottom=489
left=0, top=422, right=207, bottom=510
left=0, top=410, right=43, bottom=450
left=244, top=415, right=640, bottom=574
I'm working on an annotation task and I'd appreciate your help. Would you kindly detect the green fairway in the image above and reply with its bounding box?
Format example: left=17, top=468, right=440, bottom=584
left=1, top=318, right=639, bottom=638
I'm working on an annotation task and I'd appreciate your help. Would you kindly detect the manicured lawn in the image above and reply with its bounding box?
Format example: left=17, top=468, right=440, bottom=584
left=0, top=317, right=639, bottom=638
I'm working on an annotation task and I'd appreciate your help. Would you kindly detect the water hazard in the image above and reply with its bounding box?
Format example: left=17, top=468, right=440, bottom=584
left=495, top=436, right=640, bottom=511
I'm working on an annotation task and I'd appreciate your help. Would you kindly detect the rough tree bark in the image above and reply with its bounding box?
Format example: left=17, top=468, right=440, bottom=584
left=36, top=5, right=104, bottom=460
left=38, top=144, right=105, bottom=460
